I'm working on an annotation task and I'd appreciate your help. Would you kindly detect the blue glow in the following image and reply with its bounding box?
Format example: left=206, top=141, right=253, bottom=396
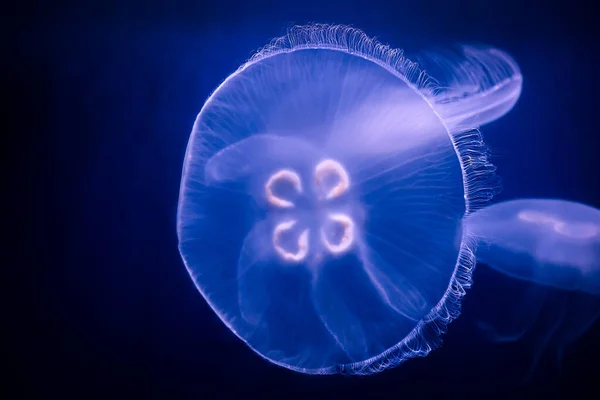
left=463, top=199, right=600, bottom=378
left=176, top=24, right=512, bottom=374
left=465, top=199, right=600, bottom=294
left=420, top=45, right=522, bottom=131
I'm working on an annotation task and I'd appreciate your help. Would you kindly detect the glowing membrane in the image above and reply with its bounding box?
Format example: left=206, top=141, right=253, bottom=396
left=177, top=24, right=501, bottom=374
left=419, top=46, right=522, bottom=130
left=464, top=199, right=600, bottom=294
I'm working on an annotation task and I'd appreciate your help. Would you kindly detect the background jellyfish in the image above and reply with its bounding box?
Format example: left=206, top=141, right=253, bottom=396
left=463, top=198, right=600, bottom=379
left=177, top=24, right=516, bottom=374
left=417, top=46, right=523, bottom=132
left=465, top=199, right=600, bottom=293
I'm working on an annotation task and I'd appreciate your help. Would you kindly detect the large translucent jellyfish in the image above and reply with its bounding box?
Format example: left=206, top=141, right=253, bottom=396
left=463, top=198, right=600, bottom=379
left=177, top=24, right=517, bottom=374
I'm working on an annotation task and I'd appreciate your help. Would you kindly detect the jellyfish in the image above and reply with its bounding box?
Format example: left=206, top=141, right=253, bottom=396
left=463, top=198, right=600, bottom=379
left=418, top=45, right=523, bottom=131
left=177, top=24, right=517, bottom=374
left=464, top=199, right=600, bottom=294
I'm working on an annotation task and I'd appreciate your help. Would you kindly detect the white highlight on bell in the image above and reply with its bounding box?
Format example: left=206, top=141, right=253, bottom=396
left=518, top=210, right=599, bottom=240
left=517, top=210, right=559, bottom=226
left=272, top=220, right=310, bottom=262
left=554, top=222, right=598, bottom=240
left=265, top=169, right=302, bottom=208
left=314, top=159, right=350, bottom=199
left=321, top=213, right=355, bottom=254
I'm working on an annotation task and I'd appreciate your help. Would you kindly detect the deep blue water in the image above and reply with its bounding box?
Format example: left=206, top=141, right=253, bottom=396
left=16, top=0, right=600, bottom=397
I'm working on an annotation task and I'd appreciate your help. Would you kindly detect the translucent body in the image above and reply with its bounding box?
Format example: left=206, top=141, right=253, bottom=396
left=464, top=199, right=600, bottom=294
left=177, top=24, right=505, bottom=374
left=419, top=46, right=523, bottom=131
left=463, top=199, right=600, bottom=379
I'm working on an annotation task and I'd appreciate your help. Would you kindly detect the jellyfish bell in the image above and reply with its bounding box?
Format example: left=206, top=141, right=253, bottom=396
left=463, top=198, right=600, bottom=380
left=177, top=24, right=502, bottom=374
left=464, top=198, right=600, bottom=294
left=417, top=45, right=523, bottom=130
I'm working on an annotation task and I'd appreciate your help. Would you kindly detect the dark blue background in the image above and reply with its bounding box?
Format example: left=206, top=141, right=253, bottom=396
left=15, top=0, right=600, bottom=397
